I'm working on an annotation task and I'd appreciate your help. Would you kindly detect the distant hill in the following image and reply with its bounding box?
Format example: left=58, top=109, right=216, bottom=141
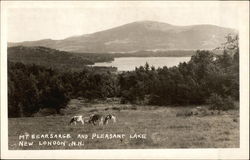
left=8, top=21, right=237, bottom=53
left=7, top=46, right=114, bottom=71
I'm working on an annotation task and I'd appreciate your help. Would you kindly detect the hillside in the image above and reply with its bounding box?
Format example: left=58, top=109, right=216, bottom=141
left=8, top=21, right=237, bottom=53
left=7, top=46, right=114, bottom=71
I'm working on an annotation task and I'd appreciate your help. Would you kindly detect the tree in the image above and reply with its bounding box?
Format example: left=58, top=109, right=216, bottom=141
left=8, top=62, right=70, bottom=117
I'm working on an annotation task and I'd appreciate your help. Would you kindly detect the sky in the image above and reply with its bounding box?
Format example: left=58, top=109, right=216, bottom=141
left=6, top=1, right=241, bottom=42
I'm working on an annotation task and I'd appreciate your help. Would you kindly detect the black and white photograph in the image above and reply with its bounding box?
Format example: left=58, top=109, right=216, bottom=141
left=0, top=1, right=249, bottom=159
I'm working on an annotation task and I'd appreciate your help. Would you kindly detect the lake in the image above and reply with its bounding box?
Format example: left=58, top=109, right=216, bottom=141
left=91, top=57, right=191, bottom=71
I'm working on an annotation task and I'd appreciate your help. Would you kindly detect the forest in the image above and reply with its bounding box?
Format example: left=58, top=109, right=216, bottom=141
left=8, top=46, right=115, bottom=72
left=8, top=35, right=239, bottom=117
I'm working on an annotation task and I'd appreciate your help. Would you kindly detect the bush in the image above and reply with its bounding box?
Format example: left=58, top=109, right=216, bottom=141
left=207, top=93, right=235, bottom=111
left=207, top=93, right=224, bottom=110
left=223, top=96, right=235, bottom=110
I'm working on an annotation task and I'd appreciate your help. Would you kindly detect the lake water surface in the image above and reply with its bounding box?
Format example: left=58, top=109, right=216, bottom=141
left=91, top=57, right=191, bottom=71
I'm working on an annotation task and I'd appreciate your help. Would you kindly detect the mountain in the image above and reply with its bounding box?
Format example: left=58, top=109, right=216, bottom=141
left=8, top=21, right=237, bottom=53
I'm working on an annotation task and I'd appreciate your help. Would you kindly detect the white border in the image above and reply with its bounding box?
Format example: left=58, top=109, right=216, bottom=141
left=1, top=1, right=249, bottom=159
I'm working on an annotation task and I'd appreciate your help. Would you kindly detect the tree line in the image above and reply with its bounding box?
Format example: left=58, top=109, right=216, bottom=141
left=8, top=63, right=118, bottom=117
left=118, top=49, right=239, bottom=106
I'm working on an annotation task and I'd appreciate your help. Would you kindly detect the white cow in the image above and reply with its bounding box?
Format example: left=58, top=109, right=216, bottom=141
left=104, top=114, right=116, bottom=125
left=69, top=115, right=84, bottom=125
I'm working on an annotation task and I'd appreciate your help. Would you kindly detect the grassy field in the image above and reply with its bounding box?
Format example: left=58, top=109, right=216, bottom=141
left=8, top=99, right=239, bottom=150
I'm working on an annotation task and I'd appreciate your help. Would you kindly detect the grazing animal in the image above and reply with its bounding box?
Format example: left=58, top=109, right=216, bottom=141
left=88, top=114, right=104, bottom=126
left=83, top=117, right=91, bottom=123
left=69, top=115, right=84, bottom=125
left=104, top=114, right=116, bottom=125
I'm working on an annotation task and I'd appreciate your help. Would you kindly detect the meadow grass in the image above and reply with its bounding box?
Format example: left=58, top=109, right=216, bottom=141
left=8, top=101, right=239, bottom=150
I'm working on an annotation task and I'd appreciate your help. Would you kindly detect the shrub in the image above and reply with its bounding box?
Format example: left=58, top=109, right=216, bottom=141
left=207, top=93, right=224, bottom=110
left=223, top=96, right=235, bottom=110
left=207, top=93, right=235, bottom=111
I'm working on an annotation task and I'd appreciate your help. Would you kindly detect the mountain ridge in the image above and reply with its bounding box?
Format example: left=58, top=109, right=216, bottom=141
left=8, top=21, right=237, bottom=53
